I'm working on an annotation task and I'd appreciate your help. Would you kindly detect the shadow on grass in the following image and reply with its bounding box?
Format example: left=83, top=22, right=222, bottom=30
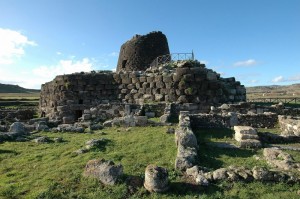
left=193, top=128, right=257, bottom=169
left=0, top=149, right=19, bottom=155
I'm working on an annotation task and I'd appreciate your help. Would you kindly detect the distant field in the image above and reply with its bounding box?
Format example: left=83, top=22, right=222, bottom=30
left=0, top=93, right=40, bottom=100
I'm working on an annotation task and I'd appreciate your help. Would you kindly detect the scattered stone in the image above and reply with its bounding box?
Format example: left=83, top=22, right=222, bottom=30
left=263, top=148, right=300, bottom=171
left=53, top=137, right=63, bottom=143
left=74, top=148, right=88, bottom=155
left=33, top=136, right=49, bottom=143
left=9, top=122, right=27, bottom=135
left=90, top=123, right=103, bottom=131
left=166, top=127, right=175, bottom=134
left=83, top=158, right=123, bottom=185
left=144, top=164, right=169, bottom=193
left=212, top=168, right=228, bottom=181
left=85, top=138, right=108, bottom=150
left=103, top=120, right=113, bottom=127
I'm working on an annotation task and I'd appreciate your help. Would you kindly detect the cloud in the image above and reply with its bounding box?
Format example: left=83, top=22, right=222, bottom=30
left=109, top=52, right=119, bottom=57
left=272, top=74, right=300, bottom=83
left=289, top=74, right=300, bottom=81
left=272, top=76, right=285, bottom=83
left=33, top=58, right=94, bottom=79
left=0, top=28, right=36, bottom=64
left=0, top=58, right=95, bottom=89
left=233, top=59, right=257, bottom=67
left=56, top=51, right=62, bottom=55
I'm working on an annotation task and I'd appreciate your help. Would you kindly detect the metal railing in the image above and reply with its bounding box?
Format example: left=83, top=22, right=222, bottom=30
left=150, top=52, right=194, bottom=67
left=247, top=98, right=300, bottom=104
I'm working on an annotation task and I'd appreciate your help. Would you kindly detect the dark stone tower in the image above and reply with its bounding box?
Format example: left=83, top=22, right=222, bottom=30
left=116, top=31, right=170, bottom=72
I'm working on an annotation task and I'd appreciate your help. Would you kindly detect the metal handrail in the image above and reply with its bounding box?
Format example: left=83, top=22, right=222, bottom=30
left=247, top=98, right=300, bottom=104
left=150, top=52, right=194, bottom=67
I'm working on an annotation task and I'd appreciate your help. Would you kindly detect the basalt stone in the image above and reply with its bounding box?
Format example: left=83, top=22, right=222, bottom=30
left=144, top=165, right=169, bottom=193
left=117, top=31, right=170, bottom=72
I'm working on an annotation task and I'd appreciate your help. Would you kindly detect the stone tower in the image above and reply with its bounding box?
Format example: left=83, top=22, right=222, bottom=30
left=116, top=31, right=170, bottom=72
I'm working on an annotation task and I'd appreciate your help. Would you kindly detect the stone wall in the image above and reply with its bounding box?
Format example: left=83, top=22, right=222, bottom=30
left=0, top=109, right=35, bottom=124
left=190, top=112, right=278, bottom=129
left=117, top=31, right=170, bottom=72
left=39, top=71, right=120, bottom=123
left=40, top=61, right=246, bottom=123
left=114, top=60, right=246, bottom=105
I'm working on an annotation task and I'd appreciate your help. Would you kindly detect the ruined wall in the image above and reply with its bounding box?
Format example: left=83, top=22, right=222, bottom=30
left=117, top=31, right=170, bottom=72
left=190, top=112, right=278, bottom=129
left=39, top=72, right=120, bottom=123
left=40, top=61, right=246, bottom=123
left=114, top=60, right=246, bottom=105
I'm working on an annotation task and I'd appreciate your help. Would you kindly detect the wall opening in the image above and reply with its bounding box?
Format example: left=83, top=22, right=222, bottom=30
left=122, top=60, right=127, bottom=68
left=75, top=110, right=83, bottom=121
left=79, top=99, right=83, bottom=104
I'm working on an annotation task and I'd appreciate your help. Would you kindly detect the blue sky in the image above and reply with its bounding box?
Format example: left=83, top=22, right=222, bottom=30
left=0, top=0, right=299, bottom=89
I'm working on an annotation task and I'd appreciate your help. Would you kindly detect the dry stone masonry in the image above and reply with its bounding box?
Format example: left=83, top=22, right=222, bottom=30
left=39, top=31, right=246, bottom=124
left=234, top=126, right=261, bottom=148
left=117, top=31, right=170, bottom=72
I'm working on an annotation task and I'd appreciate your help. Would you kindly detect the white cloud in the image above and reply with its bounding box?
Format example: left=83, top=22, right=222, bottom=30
left=0, top=28, right=36, bottom=64
left=0, top=58, right=95, bottom=89
left=56, top=51, right=62, bottom=55
left=272, top=76, right=285, bottom=83
left=109, top=52, right=119, bottom=57
left=271, top=74, right=300, bottom=83
left=233, top=59, right=257, bottom=67
left=33, top=58, right=94, bottom=79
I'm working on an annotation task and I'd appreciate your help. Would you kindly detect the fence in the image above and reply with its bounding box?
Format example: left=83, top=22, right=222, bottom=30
left=247, top=98, right=300, bottom=104
left=150, top=52, right=194, bottom=67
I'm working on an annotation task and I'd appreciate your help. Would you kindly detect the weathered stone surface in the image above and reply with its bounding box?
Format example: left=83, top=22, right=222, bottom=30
left=117, top=31, right=170, bottom=72
left=9, top=122, right=27, bottom=135
left=83, top=159, right=123, bottom=185
left=234, top=126, right=261, bottom=148
left=144, top=164, right=169, bottom=193
left=279, top=115, right=300, bottom=137
left=33, top=136, right=49, bottom=143
left=263, top=148, right=300, bottom=171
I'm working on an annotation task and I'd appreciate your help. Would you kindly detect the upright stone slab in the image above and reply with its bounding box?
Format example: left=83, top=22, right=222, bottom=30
left=234, top=126, right=261, bottom=148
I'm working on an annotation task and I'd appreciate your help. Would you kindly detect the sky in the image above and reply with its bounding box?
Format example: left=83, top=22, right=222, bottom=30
left=0, top=0, right=299, bottom=89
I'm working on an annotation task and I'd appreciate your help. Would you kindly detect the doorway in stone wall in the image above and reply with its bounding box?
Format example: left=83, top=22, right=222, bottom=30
left=75, top=110, right=83, bottom=121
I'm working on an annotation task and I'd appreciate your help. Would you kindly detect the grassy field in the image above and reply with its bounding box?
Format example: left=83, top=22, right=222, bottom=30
left=0, top=93, right=40, bottom=100
left=1, top=126, right=300, bottom=198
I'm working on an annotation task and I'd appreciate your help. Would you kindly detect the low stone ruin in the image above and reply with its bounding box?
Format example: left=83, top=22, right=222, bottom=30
left=175, top=111, right=198, bottom=171
left=263, top=148, right=300, bottom=171
left=234, top=126, right=261, bottom=148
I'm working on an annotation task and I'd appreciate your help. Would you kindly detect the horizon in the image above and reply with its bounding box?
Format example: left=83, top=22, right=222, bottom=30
left=0, top=0, right=299, bottom=89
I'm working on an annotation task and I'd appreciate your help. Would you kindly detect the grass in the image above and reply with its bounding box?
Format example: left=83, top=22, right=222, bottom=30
left=0, top=93, right=40, bottom=100
left=194, top=128, right=269, bottom=169
left=1, top=126, right=300, bottom=198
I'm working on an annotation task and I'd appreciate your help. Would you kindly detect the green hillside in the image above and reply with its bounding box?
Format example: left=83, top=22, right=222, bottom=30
left=0, top=83, right=40, bottom=93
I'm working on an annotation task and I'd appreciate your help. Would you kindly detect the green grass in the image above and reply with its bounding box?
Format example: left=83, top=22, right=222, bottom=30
left=0, top=93, right=40, bottom=100
left=194, top=128, right=269, bottom=169
left=1, top=126, right=300, bottom=198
